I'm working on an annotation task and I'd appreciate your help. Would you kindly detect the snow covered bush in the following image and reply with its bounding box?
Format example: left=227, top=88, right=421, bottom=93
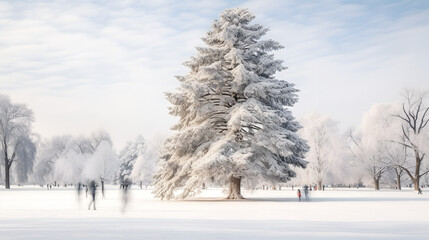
left=153, top=8, right=308, bottom=199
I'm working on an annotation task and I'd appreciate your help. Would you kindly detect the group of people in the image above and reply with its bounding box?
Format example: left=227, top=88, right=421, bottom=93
left=76, top=180, right=131, bottom=211
left=297, top=185, right=311, bottom=201
left=77, top=181, right=98, bottom=210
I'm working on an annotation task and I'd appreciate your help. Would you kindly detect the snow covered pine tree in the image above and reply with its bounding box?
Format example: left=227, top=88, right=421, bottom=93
left=153, top=8, right=308, bottom=199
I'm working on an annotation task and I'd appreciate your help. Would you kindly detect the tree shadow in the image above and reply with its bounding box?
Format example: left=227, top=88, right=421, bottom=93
left=182, top=197, right=428, bottom=202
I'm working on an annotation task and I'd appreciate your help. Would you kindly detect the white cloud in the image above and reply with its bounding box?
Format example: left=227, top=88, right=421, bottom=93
left=1, top=0, right=429, bottom=148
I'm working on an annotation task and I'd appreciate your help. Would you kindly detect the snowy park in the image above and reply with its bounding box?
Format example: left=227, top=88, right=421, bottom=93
left=1, top=1, right=429, bottom=240
left=1, top=186, right=428, bottom=240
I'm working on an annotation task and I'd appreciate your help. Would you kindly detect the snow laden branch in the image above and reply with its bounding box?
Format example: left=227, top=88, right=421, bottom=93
left=153, top=8, right=308, bottom=200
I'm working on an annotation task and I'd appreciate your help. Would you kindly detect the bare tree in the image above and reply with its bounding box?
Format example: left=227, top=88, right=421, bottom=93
left=0, top=94, right=35, bottom=189
left=393, top=90, right=429, bottom=190
left=384, top=135, right=409, bottom=190
left=299, top=113, right=339, bottom=190
left=348, top=131, right=389, bottom=190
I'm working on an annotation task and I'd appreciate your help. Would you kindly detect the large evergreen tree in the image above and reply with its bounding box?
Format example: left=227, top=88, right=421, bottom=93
left=153, top=8, right=308, bottom=199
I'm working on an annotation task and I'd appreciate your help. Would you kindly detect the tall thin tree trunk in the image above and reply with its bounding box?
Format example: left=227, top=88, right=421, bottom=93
left=374, top=177, right=380, bottom=190
left=395, top=168, right=402, bottom=190
left=414, top=150, right=421, bottom=190
left=5, top=161, right=10, bottom=189
left=4, top=140, right=10, bottom=189
left=101, top=180, right=105, bottom=197
left=226, top=176, right=244, bottom=199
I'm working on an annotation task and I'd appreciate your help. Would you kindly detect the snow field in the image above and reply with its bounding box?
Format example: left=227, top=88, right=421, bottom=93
left=1, top=186, right=428, bottom=240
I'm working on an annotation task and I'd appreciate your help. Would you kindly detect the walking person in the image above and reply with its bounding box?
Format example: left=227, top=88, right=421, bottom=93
left=121, top=180, right=131, bottom=212
left=303, top=185, right=309, bottom=201
left=76, top=182, right=82, bottom=204
left=88, top=180, right=97, bottom=210
left=297, top=189, right=302, bottom=202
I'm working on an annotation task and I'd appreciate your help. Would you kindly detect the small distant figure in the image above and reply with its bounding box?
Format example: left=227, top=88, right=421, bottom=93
left=85, top=184, right=88, bottom=198
left=418, top=187, right=423, bottom=194
left=297, top=189, right=302, bottom=202
left=323, top=185, right=325, bottom=191
left=77, top=182, right=82, bottom=197
left=121, top=180, right=131, bottom=212
left=88, top=180, right=97, bottom=210
left=292, top=185, right=294, bottom=191
left=76, top=182, right=82, bottom=204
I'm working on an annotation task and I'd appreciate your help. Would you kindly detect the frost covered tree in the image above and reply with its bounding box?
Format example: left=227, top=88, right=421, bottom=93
left=393, top=90, right=429, bottom=190
left=0, top=94, right=36, bottom=189
left=153, top=8, right=308, bottom=199
left=33, top=135, right=71, bottom=185
left=83, top=140, right=118, bottom=196
left=54, top=137, right=90, bottom=184
left=53, top=131, right=112, bottom=185
left=116, top=135, right=146, bottom=185
left=299, top=113, right=341, bottom=190
left=131, top=135, right=164, bottom=187
left=349, top=104, right=400, bottom=190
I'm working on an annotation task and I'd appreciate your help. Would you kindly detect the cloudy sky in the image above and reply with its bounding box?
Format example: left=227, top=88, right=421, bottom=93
left=1, top=0, right=428, bottom=149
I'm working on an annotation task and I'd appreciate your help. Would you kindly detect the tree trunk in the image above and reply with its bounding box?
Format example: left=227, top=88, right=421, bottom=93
left=4, top=140, right=10, bottom=189
left=101, top=180, right=105, bottom=197
left=226, top=176, right=244, bottom=199
left=414, top=150, right=420, bottom=190
left=5, top=161, right=10, bottom=189
left=413, top=178, right=419, bottom=191
left=395, top=169, right=402, bottom=190
left=374, top=177, right=380, bottom=190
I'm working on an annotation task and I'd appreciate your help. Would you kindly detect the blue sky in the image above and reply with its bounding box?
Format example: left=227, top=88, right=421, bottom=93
left=1, top=0, right=429, bottom=148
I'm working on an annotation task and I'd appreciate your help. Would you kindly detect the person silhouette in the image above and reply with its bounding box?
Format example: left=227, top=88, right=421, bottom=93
left=88, top=180, right=97, bottom=210
left=121, top=180, right=131, bottom=212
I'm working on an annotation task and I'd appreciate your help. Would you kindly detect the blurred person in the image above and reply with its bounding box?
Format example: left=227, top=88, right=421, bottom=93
left=297, top=189, right=302, bottom=202
left=303, top=185, right=309, bottom=201
left=121, top=179, right=131, bottom=212
left=88, top=180, right=97, bottom=210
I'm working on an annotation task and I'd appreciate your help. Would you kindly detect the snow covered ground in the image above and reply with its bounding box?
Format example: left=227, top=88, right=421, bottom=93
left=1, top=186, right=428, bottom=240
